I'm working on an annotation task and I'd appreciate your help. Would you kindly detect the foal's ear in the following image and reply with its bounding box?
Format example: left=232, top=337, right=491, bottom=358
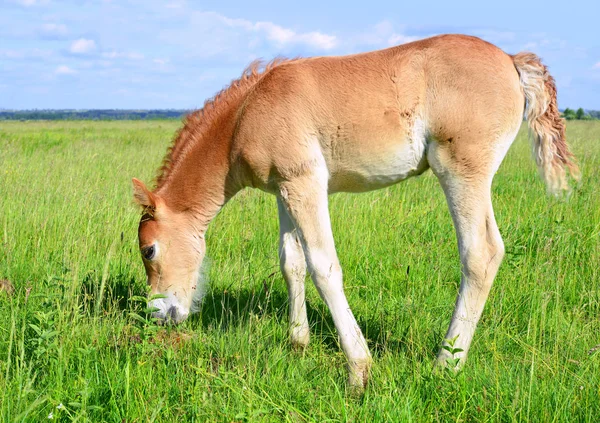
left=132, top=178, right=157, bottom=209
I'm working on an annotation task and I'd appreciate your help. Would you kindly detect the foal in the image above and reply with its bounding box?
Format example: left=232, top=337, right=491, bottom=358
left=132, top=34, right=578, bottom=388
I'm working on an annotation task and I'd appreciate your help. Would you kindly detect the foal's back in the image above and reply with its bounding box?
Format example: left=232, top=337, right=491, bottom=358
left=233, top=34, right=524, bottom=193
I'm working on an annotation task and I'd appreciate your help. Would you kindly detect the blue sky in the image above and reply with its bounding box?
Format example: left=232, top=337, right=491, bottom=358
left=1, top=0, right=599, bottom=110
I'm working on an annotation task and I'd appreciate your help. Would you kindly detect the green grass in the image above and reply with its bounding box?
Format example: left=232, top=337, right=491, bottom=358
left=1, top=119, right=599, bottom=422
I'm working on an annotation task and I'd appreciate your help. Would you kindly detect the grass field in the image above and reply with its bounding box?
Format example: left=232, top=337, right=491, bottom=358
left=1, top=120, right=599, bottom=422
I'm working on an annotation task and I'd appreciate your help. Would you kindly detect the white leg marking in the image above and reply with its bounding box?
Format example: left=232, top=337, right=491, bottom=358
left=277, top=198, right=310, bottom=348
left=429, top=142, right=507, bottom=368
left=279, top=160, right=372, bottom=388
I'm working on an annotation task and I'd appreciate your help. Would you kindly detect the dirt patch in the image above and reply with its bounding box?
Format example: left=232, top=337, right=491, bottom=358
left=153, top=330, right=194, bottom=348
left=0, top=279, right=15, bottom=295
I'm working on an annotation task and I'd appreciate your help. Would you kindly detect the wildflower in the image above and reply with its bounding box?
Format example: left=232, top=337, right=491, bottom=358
left=48, top=411, right=54, bottom=419
left=57, top=403, right=65, bottom=410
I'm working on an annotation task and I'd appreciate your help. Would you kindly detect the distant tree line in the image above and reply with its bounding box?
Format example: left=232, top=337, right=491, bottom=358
left=0, top=109, right=190, bottom=121
left=1, top=108, right=598, bottom=121
left=562, top=108, right=598, bottom=120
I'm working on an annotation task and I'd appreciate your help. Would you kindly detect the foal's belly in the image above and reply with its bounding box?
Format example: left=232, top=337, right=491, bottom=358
left=327, top=134, right=430, bottom=193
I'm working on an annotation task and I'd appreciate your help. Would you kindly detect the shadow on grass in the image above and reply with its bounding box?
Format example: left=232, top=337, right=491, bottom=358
left=83, top=271, right=442, bottom=359
left=189, top=283, right=441, bottom=359
left=80, top=273, right=147, bottom=314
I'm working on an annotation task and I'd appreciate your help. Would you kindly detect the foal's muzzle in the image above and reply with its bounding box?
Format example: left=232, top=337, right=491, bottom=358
left=149, top=294, right=189, bottom=324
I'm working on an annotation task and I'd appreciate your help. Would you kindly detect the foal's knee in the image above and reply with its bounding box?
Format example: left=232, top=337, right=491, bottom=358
left=306, top=251, right=342, bottom=284
left=485, top=221, right=505, bottom=269
left=490, top=237, right=505, bottom=267
left=462, top=230, right=504, bottom=289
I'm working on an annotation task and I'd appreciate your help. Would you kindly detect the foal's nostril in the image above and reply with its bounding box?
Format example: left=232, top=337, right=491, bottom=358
left=149, top=296, right=187, bottom=325
left=167, top=305, right=178, bottom=322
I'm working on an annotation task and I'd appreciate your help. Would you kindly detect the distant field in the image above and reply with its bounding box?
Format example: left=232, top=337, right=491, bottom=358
left=1, top=120, right=599, bottom=422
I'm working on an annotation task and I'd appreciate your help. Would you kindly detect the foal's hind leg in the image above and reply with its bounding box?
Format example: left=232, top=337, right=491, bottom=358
left=428, top=141, right=507, bottom=368
left=278, top=168, right=372, bottom=389
left=277, top=198, right=310, bottom=349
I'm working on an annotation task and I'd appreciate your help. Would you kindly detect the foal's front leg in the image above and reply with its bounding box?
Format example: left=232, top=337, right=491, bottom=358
left=277, top=198, right=310, bottom=349
left=279, top=171, right=372, bottom=389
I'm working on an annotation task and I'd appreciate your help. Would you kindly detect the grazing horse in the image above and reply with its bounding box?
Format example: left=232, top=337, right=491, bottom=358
left=132, top=34, right=578, bottom=389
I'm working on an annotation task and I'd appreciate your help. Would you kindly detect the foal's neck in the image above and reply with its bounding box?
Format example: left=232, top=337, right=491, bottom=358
left=156, top=108, right=242, bottom=232
left=153, top=60, right=292, bottom=229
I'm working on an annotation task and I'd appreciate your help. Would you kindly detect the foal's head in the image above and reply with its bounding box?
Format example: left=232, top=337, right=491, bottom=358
left=132, top=178, right=206, bottom=324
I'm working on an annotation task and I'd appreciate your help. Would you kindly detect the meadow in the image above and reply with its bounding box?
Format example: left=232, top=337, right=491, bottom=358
left=0, top=119, right=599, bottom=422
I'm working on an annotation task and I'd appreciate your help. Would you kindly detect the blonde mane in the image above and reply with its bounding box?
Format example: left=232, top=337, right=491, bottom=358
left=155, top=58, right=295, bottom=188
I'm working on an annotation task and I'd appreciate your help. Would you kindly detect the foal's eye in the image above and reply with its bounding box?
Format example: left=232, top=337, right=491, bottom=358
left=142, top=245, right=156, bottom=261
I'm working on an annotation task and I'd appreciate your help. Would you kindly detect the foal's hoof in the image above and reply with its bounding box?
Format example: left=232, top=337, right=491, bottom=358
left=291, top=339, right=309, bottom=352
left=435, top=349, right=466, bottom=373
left=290, top=329, right=310, bottom=351
left=347, top=360, right=371, bottom=394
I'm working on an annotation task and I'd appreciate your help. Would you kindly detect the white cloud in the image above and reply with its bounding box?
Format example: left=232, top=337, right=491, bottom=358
left=10, top=0, right=49, bottom=6
left=41, top=23, right=67, bottom=34
left=70, top=38, right=96, bottom=54
left=0, top=49, right=25, bottom=59
left=102, top=51, right=144, bottom=60
left=355, top=21, right=425, bottom=48
left=525, top=33, right=570, bottom=52
left=55, top=65, right=77, bottom=75
left=253, top=21, right=337, bottom=50
left=38, top=23, right=68, bottom=39
left=205, top=12, right=338, bottom=50
left=152, top=58, right=175, bottom=74
left=473, top=29, right=516, bottom=43
left=36, top=23, right=69, bottom=40
left=522, top=42, right=537, bottom=50
left=593, top=62, right=600, bottom=70
left=0, top=48, right=53, bottom=59
left=165, top=1, right=184, bottom=9
left=387, top=34, right=421, bottom=46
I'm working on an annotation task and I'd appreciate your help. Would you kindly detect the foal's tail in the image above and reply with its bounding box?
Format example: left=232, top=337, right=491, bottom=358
left=512, top=52, right=580, bottom=195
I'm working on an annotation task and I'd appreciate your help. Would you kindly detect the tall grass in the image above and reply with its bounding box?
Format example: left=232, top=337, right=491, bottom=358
left=0, top=120, right=599, bottom=421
